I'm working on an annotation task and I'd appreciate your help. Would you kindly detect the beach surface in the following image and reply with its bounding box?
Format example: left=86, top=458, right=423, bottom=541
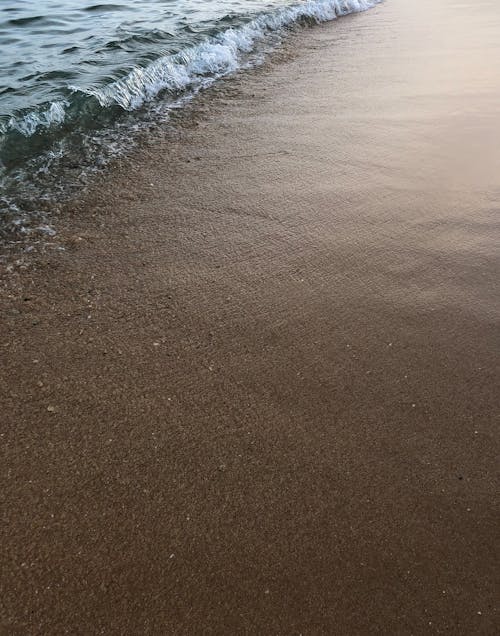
left=1, top=0, right=499, bottom=633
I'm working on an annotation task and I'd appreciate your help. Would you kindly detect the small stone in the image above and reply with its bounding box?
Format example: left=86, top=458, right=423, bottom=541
left=47, top=406, right=56, bottom=413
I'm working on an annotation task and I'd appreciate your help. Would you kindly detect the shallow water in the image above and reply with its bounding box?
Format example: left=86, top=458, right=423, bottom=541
left=0, top=0, right=379, bottom=239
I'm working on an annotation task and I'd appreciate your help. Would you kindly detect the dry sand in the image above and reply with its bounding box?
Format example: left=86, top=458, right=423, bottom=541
left=1, top=0, right=499, bottom=633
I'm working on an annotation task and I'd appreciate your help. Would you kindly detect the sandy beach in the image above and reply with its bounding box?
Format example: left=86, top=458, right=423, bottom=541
left=1, top=0, right=499, bottom=633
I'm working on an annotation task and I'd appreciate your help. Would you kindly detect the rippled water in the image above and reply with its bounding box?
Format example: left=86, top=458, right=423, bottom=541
left=0, top=0, right=380, bottom=240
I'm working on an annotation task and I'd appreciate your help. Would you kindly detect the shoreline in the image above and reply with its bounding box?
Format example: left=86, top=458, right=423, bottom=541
left=0, top=33, right=300, bottom=273
left=0, top=0, right=382, bottom=248
left=1, top=1, right=499, bottom=633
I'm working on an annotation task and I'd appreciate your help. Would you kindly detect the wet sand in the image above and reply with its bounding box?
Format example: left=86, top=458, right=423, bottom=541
left=1, top=0, right=499, bottom=633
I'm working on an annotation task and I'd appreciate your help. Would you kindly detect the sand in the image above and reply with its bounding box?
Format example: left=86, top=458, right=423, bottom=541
left=1, top=0, right=499, bottom=633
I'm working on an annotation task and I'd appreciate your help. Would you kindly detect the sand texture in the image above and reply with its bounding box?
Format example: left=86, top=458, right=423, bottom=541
left=1, top=0, right=499, bottom=633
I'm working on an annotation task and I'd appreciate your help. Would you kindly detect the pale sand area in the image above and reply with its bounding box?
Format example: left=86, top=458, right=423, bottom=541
left=1, top=0, right=499, bottom=633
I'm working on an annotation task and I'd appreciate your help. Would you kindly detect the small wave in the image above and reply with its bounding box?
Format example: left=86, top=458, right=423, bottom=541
left=7, top=15, right=44, bottom=27
left=84, top=4, right=127, bottom=13
left=81, top=0, right=380, bottom=111
left=3, top=0, right=379, bottom=136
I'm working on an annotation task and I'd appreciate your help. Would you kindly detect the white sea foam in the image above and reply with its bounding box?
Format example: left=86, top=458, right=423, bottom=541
left=6, top=101, right=68, bottom=137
